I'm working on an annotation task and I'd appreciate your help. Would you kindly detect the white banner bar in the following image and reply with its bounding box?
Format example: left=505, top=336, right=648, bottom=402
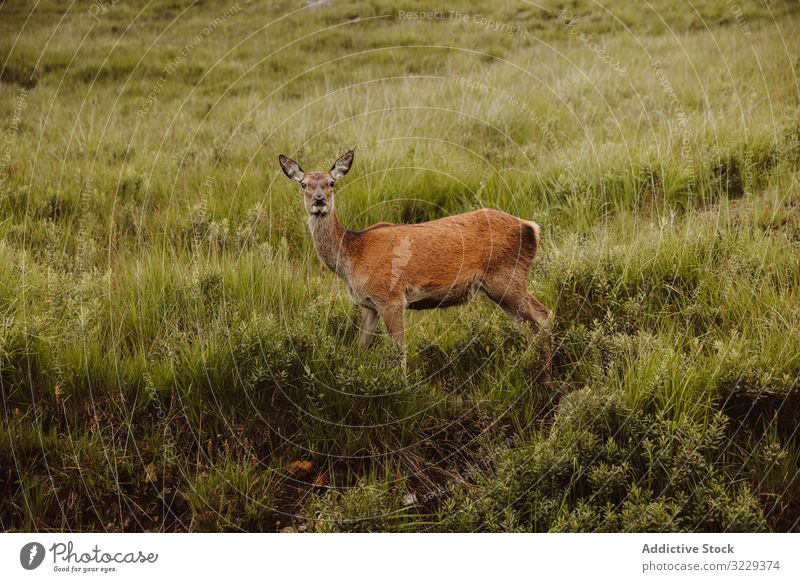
left=1, top=533, right=796, bottom=581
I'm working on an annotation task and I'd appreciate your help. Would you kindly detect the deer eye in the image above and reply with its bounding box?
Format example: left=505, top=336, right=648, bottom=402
left=329, top=181, right=335, bottom=187
left=300, top=182, right=307, bottom=188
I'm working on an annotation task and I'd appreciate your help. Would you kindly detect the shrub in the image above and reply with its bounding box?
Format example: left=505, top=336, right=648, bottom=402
left=447, top=385, right=767, bottom=532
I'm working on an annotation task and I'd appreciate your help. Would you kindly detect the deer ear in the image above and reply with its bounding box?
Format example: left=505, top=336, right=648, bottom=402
left=330, top=149, right=354, bottom=181
left=279, top=154, right=304, bottom=183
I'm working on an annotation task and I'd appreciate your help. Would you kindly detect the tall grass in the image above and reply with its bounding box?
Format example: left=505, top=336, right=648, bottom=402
left=1, top=0, right=799, bottom=531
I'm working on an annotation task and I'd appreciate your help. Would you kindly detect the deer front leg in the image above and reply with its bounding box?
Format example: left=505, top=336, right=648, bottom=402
left=358, top=306, right=381, bottom=348
left=378, top=303, right=406, bottom=375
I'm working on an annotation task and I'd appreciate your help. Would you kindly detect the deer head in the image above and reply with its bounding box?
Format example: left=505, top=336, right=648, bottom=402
left=278, top=150, right=354, bottom=216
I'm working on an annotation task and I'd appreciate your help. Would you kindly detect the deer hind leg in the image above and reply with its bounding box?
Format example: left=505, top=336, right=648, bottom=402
left=358, top=307, right=381, bottom=348
left=484, top=278, right=553, bottom=381
left=520, top=293, right=553, bottom=368
left=377, top=303, right=407, bottom=375
left=516, top=292, right=553, bottom=382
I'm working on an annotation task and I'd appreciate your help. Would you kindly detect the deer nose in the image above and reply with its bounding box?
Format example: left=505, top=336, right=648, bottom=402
left=312, top=193, right=326, bottom=205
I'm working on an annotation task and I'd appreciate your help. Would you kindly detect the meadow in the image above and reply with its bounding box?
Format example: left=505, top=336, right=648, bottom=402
left=1, top=0, right=799, bottom=532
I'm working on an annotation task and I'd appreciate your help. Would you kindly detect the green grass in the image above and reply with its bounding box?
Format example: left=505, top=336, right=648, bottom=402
left=1, top=0, right=799, bottom=532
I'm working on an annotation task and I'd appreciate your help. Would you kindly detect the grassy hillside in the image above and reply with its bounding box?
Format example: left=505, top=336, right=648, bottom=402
left=1, top=0, right=799, bottom=531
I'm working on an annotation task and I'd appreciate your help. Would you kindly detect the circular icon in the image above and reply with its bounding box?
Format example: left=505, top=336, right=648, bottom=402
left=20, top=542, right=46, bottom=570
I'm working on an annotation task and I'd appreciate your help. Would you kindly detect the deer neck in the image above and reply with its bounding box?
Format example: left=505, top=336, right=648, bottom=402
left=308, top=210, right=350, bottom=278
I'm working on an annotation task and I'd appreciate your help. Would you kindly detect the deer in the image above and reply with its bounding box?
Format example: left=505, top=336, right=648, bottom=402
left=278, top=149, right=552, bottom=378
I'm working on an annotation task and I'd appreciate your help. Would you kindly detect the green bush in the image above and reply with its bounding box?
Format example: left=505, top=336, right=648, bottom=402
left=446, top=386, right=767, bottom=532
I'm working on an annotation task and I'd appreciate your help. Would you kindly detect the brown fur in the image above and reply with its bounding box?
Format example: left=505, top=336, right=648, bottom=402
left=279, top=151, right=552, bottom=375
